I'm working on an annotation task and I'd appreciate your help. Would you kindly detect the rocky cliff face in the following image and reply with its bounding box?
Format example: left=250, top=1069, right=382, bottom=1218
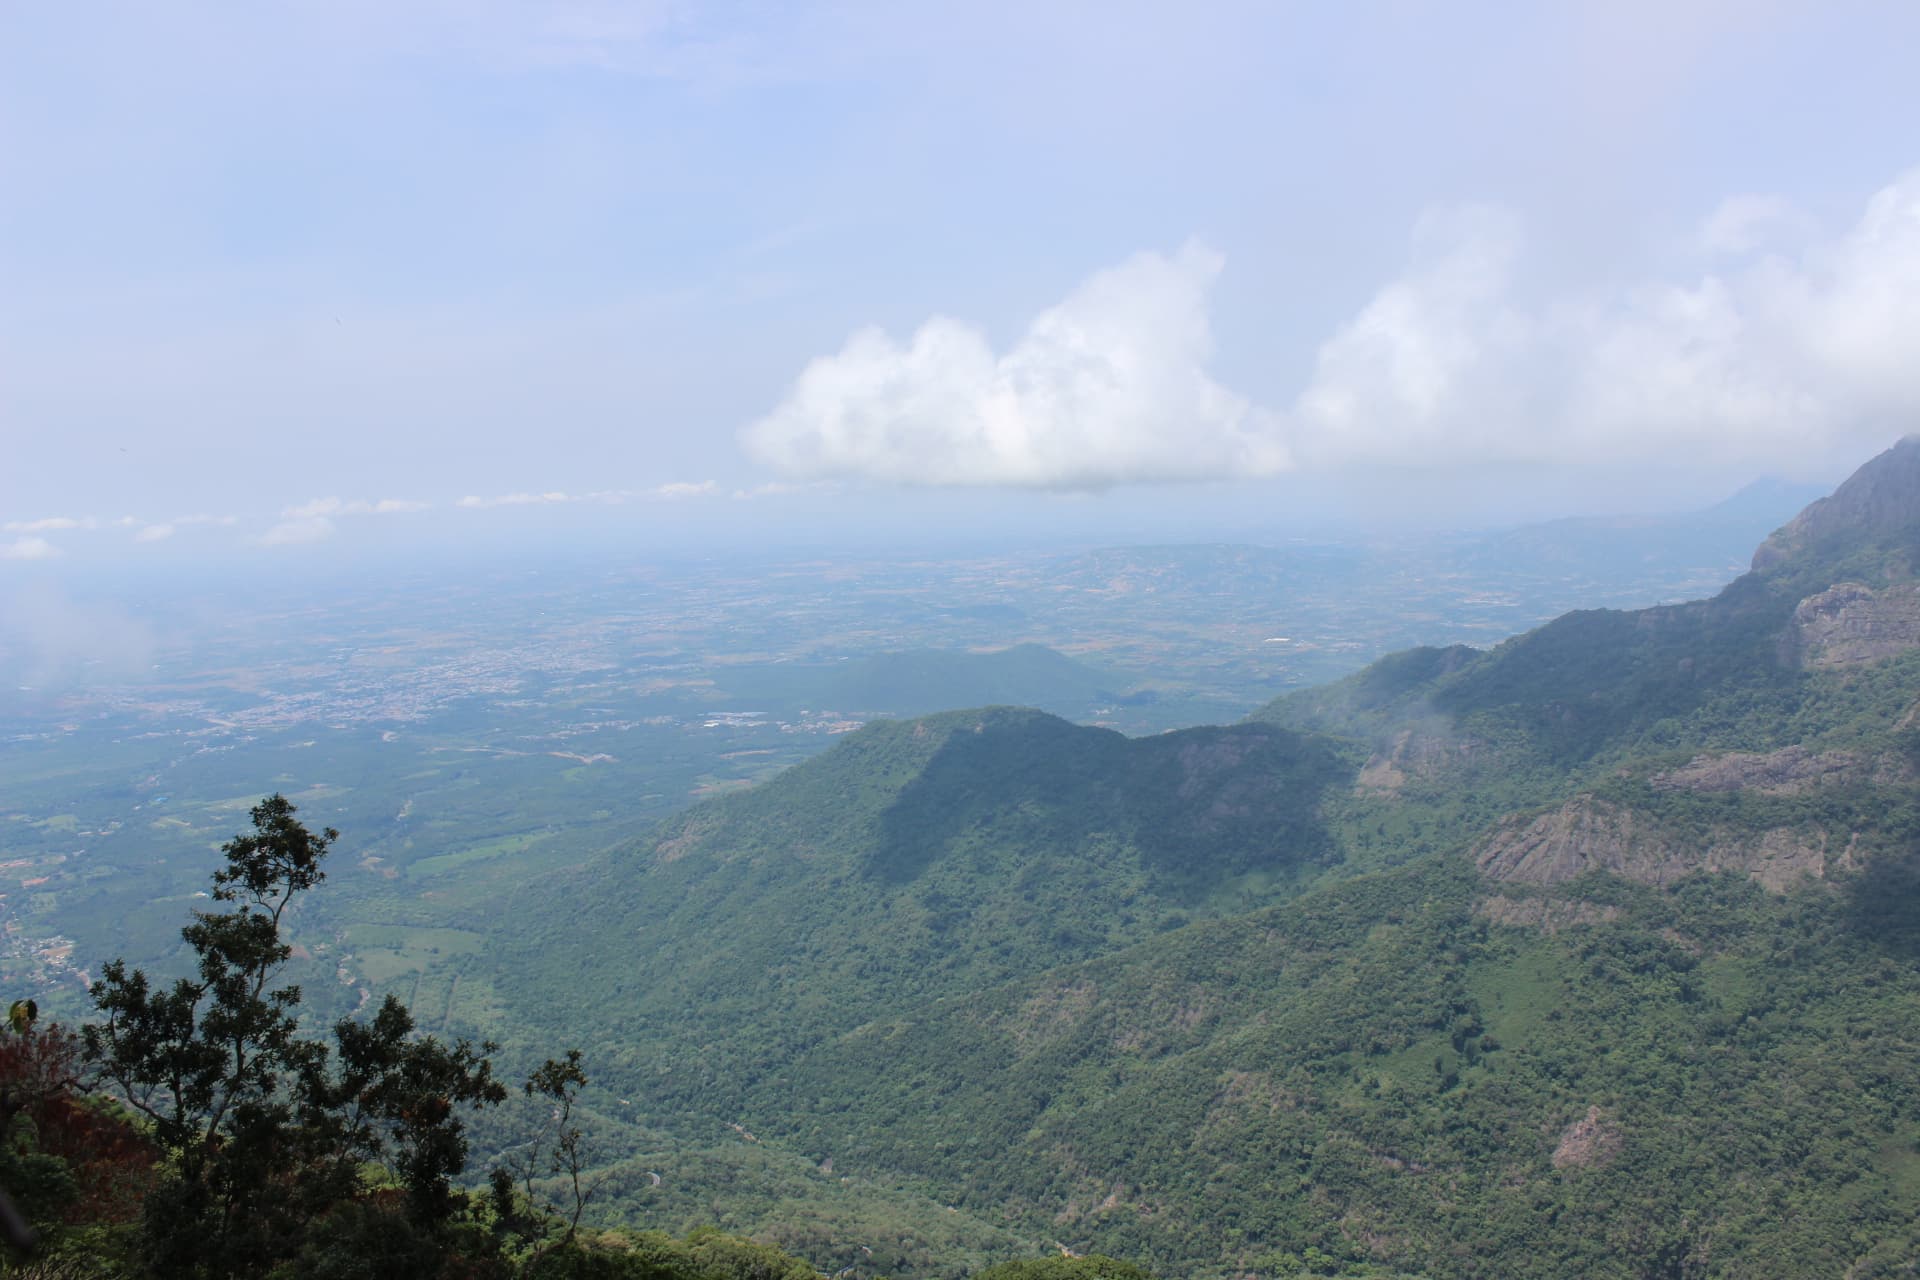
left=1650, top=744, right=1911, bottom=794
left=1778, top=581, right=1920, bottom=668
left=1354, top=726, right=1480, bottom=796
left=1474, top=794, right=1856, bottom=892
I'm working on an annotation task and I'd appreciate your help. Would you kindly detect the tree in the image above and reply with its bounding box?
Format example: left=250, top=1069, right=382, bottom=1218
left=82, top=794, right=508, bottom=1277
left=1, top=1012, right=159, bottom=1266
left=490, top=1048, right=616, bottom=1270
left=309, top=993, right=506, bottom=1225
left=973, top=1257, right=1158, bottom=1280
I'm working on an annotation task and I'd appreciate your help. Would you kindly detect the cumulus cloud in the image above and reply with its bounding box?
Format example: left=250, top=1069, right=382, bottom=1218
left=260, top=517, right=335, bottom=546
left=1289, top=171, right=1920, bottom=469
left=127, top=513, right=232, bottom=544
left=259, top=497, right=425, bottom=545
left=284, top=496, right=430, bottom=519
left=455, top=485, right=710, bottom=509
left=1291, top=206, right=1540, bottom=467
left=743, top=241, right=1288, bottom=490
left=650, top=480, right=718, bottom=500
left=2, top=537, right=60, bottom=560
left=457, top=491, right=574, bottom=509
left=1698, top=195, right=1811, bottom=256
left=4, top=515, right=94, bottom=534
left=730, top=480, right=830, bottom=500
left=743, top=171, right=1920, bottom=487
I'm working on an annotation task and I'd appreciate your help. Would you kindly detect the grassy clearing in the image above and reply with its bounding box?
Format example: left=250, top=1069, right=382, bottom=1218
left=407, top=830, right=556, bottom=877
left=342, top=924, right=483, bottom=984
left=1468, top=936, right=1569, bottom=1047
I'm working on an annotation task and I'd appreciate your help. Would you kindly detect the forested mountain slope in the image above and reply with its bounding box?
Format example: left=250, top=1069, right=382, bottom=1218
left=482, top=439, right=1920, bottom=1279
left=494, top=708, right=1352, bottom=1120
left=1258, top=436, right=1920, bottom=771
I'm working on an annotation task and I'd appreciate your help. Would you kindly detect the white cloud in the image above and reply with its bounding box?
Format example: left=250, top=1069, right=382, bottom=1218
left=134, top=523, right=175, bottom=543
left=1, top=536, right=60, bottom=560
left=259, top=517, right=336, bottom=546
left=457, top=491, right=574, bottom=509
left=650, top=480, right=718, bottom=500
left=743, top=172, right=1920, bottom=488
left=1291, top=206, right=1539, bottom=467
left=284, top=496, right=429, bottom=519
left=1289, top=171, right=1920, bottom=470
left=4, top=515, right=94, bottom=533
left=171, top=513, right=238, bottom=527
left=743, top=241, right=1288, bottom=490
left=730, top=480, right=829, bottom=500
left=286, top=498, right=340, bottom=518
left=452, top=484, right=718, bottom=510
left=1698, top=194, right=1810, bottom=256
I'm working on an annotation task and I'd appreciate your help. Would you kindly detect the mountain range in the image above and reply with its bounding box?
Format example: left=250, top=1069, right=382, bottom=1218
left=474, top=441, right=1920, bottom=1278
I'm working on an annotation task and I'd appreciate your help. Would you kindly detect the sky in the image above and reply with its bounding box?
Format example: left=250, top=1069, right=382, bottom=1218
left=5, top=0, right=1920, bottom=566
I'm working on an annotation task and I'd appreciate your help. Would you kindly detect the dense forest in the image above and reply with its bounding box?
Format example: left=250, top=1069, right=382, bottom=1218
left=2, top=797, right=1147, bottom=1279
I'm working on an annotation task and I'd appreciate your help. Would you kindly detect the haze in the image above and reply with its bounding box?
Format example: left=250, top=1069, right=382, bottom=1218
left=5, top=1, right=1920, bottom=568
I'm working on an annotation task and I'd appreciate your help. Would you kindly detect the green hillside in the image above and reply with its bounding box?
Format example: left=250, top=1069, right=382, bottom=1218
left=1257, top=437, right=1920, bottom=772
left=32, top=442, right=1920, bottom=1278
left=750, top=854, right=1920, bottom=1278
left=468, top=439, right=1920, bottom=1277
left=492, top=707, right=1353, bottom=1123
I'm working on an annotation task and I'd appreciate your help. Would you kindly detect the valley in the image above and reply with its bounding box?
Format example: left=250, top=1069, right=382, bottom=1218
left=9, top=462, right=1919, bottom=1278
left=0, top=491, right=1802, bottom=1011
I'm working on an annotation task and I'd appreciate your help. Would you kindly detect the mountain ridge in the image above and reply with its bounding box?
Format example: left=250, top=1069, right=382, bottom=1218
left=474, top=438, right=1920, bottom=1278
left=1753, top=434, right=1920, bottom=574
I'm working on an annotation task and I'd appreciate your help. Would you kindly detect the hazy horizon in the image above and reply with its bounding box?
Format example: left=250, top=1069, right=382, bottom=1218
left=6, top=2, right=1920, bottom=570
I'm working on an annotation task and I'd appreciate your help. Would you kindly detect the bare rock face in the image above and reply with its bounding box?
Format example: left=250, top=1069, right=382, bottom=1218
left=1782, top=582, right=1920, bottom=668
left=1740, top=829, right=1860, bottom=892
left=1650, top=744, right=1907, bottom=795
left=1355, top=728, right=1477, bottom=796
left=1476, top=796, right=1671, bottom=885
left=1475, top=795, right=1853, bottom=892
left=1552, top=1106, right=1622, bottom=1171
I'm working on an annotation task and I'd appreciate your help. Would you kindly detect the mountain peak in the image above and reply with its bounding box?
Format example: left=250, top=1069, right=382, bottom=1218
left=1751, top=435, right=1920, bottom=574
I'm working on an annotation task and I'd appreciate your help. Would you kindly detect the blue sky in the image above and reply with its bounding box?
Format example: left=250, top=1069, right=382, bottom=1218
left=5, top=1, right=1920, bottom=563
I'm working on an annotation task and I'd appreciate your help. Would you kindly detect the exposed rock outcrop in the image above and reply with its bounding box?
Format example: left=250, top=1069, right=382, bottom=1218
left=1780, top=581, right=1920, bottom=668
left=1355, top=727, right=1478, bottom=796
left=1475, top=795, right=1855, bottom=892
left=1650, top=744, right=1908, bottom=794
left=1552, top=1106, right=1621, bottom=1171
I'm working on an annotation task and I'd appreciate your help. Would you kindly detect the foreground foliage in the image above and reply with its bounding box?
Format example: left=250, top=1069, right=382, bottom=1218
left=0, top=801, right=874, bottom=1278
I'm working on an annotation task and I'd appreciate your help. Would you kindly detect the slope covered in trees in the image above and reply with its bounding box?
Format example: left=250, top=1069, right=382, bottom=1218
left=21, top=441, right=1920, bottom=1277
left=486, top=708, right=1352, bottom=1128
left=470, top=439, right=1920, bottom=1277
left=7, top=799, right=1060, bottom=1279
